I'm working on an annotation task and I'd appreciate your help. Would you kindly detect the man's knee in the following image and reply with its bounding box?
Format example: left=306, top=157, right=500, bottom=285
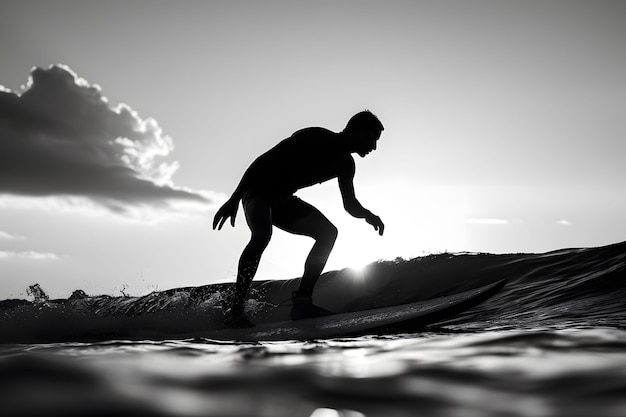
left=318, top=223, right=338, bottom=245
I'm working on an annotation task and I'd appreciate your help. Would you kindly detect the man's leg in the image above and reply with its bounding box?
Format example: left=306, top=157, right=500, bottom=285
left=230, top=195, right=272, bottom=322
left=272, top=196, right=338, bottom=301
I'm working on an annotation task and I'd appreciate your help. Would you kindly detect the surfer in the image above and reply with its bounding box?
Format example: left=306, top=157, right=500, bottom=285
left=213, top=110, right=385, bottom=326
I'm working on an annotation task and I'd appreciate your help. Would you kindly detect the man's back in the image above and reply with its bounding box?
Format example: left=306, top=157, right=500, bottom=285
left=248, top=127, right=354, bottom=196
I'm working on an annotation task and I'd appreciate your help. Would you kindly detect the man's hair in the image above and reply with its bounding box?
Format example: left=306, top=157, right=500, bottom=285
left=344, top=110, right=384, bottom=133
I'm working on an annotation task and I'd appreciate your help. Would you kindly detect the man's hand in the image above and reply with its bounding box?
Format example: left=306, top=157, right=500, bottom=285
left=366, top=214, right=385, bottom=236
left=213, top=197, right=239, bottom=230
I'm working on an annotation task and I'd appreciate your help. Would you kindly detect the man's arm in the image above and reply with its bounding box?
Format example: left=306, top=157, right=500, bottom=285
left=212, top=162, right=259, bottom=230
left=338, top=158, right=385, bottom=236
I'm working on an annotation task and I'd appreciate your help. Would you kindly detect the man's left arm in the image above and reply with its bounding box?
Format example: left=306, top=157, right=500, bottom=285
left=338, top=159, right=385, bottom=236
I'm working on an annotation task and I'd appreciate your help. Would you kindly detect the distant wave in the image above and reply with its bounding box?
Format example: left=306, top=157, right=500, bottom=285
left=2, top=241, right=625, bottom=343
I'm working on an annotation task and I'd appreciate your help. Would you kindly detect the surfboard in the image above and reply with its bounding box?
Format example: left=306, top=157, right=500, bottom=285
left=199, top=278, right=507, bottom=342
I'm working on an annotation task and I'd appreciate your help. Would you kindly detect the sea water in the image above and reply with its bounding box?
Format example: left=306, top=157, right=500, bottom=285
left=2, top=327, right=626, bottom=416
left=2, top=241, right=626, bottom=416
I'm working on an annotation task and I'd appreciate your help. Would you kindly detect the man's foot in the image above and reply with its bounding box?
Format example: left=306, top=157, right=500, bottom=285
left=223, top=309, right=256, bottom=328
left=290, top=291, right=334, bottom=320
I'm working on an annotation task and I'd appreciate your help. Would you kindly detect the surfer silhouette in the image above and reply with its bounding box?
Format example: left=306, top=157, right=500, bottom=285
left=213, top=110, right=385, bottom=327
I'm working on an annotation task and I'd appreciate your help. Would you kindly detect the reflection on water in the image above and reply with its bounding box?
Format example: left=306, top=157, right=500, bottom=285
left=2, top=328, right=626, bottom=417
left=310, top=409, right=364, bottom=417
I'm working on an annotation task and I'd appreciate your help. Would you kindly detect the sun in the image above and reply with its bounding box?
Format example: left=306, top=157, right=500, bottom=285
left=330, top=248, right=373, bottom=273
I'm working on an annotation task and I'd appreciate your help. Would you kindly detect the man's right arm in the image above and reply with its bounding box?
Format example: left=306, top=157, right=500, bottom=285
left=212, top=161, right=260, bottom=230
left=213, top=137, right=288, bottom=230
left=230, top=162, right=259, bottom=201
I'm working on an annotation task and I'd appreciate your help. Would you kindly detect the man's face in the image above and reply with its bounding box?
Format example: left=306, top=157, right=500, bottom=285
left=356, top=130, right=382, bottom=157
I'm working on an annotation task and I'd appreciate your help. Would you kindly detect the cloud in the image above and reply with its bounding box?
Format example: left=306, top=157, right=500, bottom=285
left=0, top=230, right=23, bottom=240
left=0, top=64, right=210, bottom=216
left=556, top=219, right=571, bottom=226
left=0, top=251, right=59, bottom=260
left=466, top=218, right=509, bottom=225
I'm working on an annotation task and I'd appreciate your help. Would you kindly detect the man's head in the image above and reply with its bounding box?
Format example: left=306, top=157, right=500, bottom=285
left=343, top=110, right=384, bottom=157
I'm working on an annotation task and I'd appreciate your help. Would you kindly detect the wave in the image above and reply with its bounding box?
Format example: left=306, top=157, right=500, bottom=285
left=1, top=240, right=625, bottom=343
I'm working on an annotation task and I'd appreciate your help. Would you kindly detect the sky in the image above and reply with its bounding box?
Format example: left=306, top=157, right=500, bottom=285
left=1, top=0, right=625, bottom=299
